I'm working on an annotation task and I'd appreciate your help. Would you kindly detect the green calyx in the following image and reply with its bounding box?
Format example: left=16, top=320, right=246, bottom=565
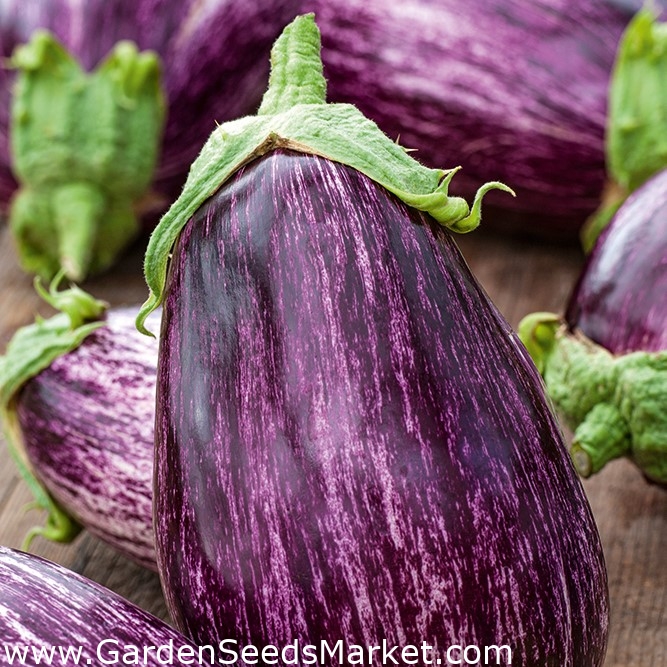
left=582, top=8, right=667, bottom=251
left=0, top=274, right=108, bottom=547
left=518, top=313, right=667, bottom=485
left=137, top=14, right=513, bottom=335
left=607, top=8, right=667, bottom=193
left=9, top=30, right=166, bottom=282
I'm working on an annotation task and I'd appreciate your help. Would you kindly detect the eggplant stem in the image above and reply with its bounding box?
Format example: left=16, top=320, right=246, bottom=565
left=570, top=403, right=631, bottom=476
left=257, top=14, right=326, bottom=116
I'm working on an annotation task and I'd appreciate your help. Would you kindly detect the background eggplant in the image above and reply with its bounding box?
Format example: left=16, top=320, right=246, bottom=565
left=0, top=279, right=159, bottom=568
left=308, top=0, right=648, bottom=238
left=0, top=0, right=659, bottom=243
left=139, top=16, right=609, bottom=664
left=0, top=0, right=302, bottom=279
left=519, top=169, right=667, bottom=484
left=0, top=0, right=302, bottom=205
left=0, top=545, right=208, bottom=667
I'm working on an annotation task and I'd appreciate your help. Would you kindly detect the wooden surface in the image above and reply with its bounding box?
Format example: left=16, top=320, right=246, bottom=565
left=0, top=222, right=665, bottom=666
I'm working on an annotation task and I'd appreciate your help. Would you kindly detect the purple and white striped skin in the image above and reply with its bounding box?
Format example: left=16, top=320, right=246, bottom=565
left=0, top=546, right=208, bottom=667
left=0, top=0, right=302, bottom=209
left=307, top=0, right=640, bottom=235
left=565, top=168, right=667, bottom=355
left=16, top=308, right=159, bottom=570
left=155, top=150, right=609, bottom=665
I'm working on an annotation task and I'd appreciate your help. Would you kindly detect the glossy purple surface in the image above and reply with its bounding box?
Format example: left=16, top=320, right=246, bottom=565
left=156, top=150, right=608, bottom=665
left=566, top=168, right=667, bottom=354
left=310, top=0, right=635, bottom=233
left=0, top=545, right=205, bottom=666
left=17, top=308, right=159, bottom=569
left=0, top=0, right=301, bottom=209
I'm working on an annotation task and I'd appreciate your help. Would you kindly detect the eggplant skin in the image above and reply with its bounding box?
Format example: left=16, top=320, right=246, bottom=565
left=16, top=308, right=158, bottom=570
left=566, top=168, right=667, bottom=354
left=0, top=546, right=205, bottom=666
left=156, top=150, right=609, bottom=665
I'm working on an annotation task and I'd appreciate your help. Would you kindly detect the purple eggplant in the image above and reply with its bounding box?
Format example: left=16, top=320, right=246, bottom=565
left=567, top=170, right=667, bottom=355
left=306, top=0, right=643, bottom=237
left=518, top=169, right=667, bottom=484
left=0, top=545, right=207, bottom=667
left=0, top=0, right=302, bottom=280
left=138, top=15, right=608, bottom=664
left=0, top=277, right=158, bottom=568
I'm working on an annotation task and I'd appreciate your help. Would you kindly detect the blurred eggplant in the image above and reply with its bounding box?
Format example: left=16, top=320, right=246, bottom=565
left=519, top=169, right=667, bottom=485
left=309, top=0, right=647, bottom=238
left=0, top=0, right=302, bottom=279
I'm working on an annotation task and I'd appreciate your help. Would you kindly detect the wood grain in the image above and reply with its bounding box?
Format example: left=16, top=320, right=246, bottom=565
left=0, top=223, right=664, bottom=666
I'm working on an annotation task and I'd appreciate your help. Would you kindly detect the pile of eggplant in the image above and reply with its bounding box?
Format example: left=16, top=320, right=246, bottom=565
left=5, top=0, right=666, bottom=664
left=0, top=0, right=659, bottom=286
left=0, top=13, right=615, bottom=667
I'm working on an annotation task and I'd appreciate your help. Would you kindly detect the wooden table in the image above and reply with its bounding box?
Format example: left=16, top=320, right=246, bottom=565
left=0, top=222, right=664, bottom=666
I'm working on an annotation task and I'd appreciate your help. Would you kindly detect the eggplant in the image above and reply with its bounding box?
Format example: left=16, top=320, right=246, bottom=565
left=0, top=0, right=302, bottom=280
left=306, top=0, right=644, bottom=237
left=138, top=15, right=609, bottom=664
left=566, top=170, right=667, bottom=356
left=0, top=545, right=208, bottom=667
left=0, top=276, right=159, bottom=568
left=519, top=169, right=667, bottom=485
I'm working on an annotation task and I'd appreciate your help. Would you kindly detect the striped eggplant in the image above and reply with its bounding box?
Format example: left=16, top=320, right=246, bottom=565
left=0, top=545, right=208, bottom=667
left=137, top=15, right=609, bottom=665
left=307, top=0, right=646, bottom=238
left=519, top=169, right=667, bottom=485
left=0, top=0, right=301, bottom=280
left=0, top=277, right=158, bottom=568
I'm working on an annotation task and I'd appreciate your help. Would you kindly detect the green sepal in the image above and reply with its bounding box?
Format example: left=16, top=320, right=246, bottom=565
left=137, top=14, right=514, bottom=335
left=1, top=406, right=83, bottom=548
left=0, top=275, right=108, bottom=545
left=9, top=29, right=166, bottom=281
left=516, top=312, right=561, bottom=375
left=606, top=8, right=667, bottom=194
left=518, top=312, right=667, bottom=485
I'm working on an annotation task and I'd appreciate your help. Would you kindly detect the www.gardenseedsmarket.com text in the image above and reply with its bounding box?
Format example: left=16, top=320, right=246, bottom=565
left=4, top=638, right=512, bottom=665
